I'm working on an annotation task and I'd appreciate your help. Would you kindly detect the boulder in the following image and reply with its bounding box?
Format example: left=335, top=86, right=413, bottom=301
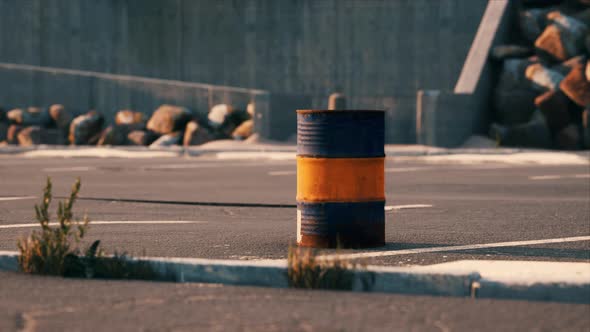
left=208, top=104, right=232, bottom=128
left=494, top=59, right=539, bottom=125
left=0, top=122, right=7, bottom=142
left=183, top=121, right=214, bottom=146
left=127, top=130, right=159, bottom=146
left=218, top=109, right=251, bottom=138
left=489, top=111, right=552, bottom=148
left=494, top=89, right=538, bottom=125
left=535, top=13, right=588, bottom=62
left=490, top=45, right=533, bottom=60
left=69, top=111, right=104, bottom=145
left=525, top=63, right=564, bottom=91
left=582, top=109, right=590, bottom=148
left=231, top=119, right=254, bottom=140
left=6, top=107, right=51, bottom=127
left=328, top=93, right=347, bottom=110
left=573, top=8, right=590, bottom=26
left=554, top=124, right=582, bottom=150
left=560, top=65, right=590, bottom=107
left=97, top=123, right=145, bottom=146
left=551, top=55, right=586, bottom=76
left=97, top=126, right=127, bottom=146
left=16, top=126, right=61, bottom=146
left=519, top=8, right=548, bottom=42
left=6, top=125, right=23, bottom=144
left=149, top=132, right=181, bottom=148
left=115, top=110, right=145, bottom=126
left=534, top=89, right=572, bottom=133
left=147, top=105, right=192, bottom=135
left=48, top=104, right=72, bottom=129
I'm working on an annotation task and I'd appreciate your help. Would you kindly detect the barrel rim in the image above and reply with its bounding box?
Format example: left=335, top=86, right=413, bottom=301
left=296, top=109, right=385, bottom=114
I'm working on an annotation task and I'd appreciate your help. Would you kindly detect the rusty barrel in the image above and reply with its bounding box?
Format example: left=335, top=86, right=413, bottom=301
left=296, top=110, right=385, bottom=248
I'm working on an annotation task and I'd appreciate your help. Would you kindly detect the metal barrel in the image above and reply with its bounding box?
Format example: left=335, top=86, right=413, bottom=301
left=296, top=110, right=385, bottom=248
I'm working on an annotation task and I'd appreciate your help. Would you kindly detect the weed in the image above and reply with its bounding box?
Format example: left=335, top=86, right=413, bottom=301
left=17, top=177, right=89, bottom=275
left=17, top=177, right=165, bottom=281
left=287, top=245, right=357, bottom=290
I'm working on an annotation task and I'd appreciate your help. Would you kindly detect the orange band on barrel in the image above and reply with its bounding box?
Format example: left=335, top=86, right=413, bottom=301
left=297, top=157, right=385, bottom=202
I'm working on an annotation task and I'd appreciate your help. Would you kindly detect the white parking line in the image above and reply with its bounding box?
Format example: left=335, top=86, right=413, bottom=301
left=385, top=167, right=430, bottom=173
left=144, top=161, right=292, bottom=171
left=268, top=170, right=296, bottom=176
left=385, top=204, right=433, bottom=211
left=0, top=196, right=36, bottom=202
left=0, top=220, right=207, bottom=229
left=268, top=167, right=429, bottom=176
left=318, top=235, right=590, bottom=261
left=529, top=174, right=590, bottom=180
left=42, top=166, right=96, bottom=172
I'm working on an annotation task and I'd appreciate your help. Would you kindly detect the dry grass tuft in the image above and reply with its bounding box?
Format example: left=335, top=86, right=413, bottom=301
left=287, top=245, right=358, bottom=290
left=17, top=177, right=90, bottom=275
left=17, top=177, right=165, bottom=281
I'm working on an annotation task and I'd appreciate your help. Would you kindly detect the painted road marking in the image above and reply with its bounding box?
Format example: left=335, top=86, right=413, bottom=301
left=0, top=220, right=207, bottom=229
left=0, top=196, right=36, bottom=202
left=318, top=235, right=590, bottom=261
left=385, top=204, right=433, bottom=211
left=144, top=161, right=291, bottom=171
left=268, top=170, right=296, bottom=176
left=269, top=167, right=430, bottom=176
left=385, top=167, right=430, bottom=173
left=529, top=174, right=590, bottom=180
left=42, top=166, right=96, bottom=172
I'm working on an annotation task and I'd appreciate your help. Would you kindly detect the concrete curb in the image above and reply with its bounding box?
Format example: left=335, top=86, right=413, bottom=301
left=2, top=145, right=589, bottom=163
left=1, top=251, right=588, bottom=303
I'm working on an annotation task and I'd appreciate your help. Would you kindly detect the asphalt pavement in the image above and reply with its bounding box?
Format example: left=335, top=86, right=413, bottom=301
left=0, top=155, right=588, bottom=265
left=1, top=271, right=589, bottom=331
left=1, top=152, right=589, bottom=331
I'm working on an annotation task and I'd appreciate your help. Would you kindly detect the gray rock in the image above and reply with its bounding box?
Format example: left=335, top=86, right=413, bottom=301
left=535, top=13, right=588, bottom=62
left=231, top=119, right=254, bottom=140
left=149, top=132, right=181, bottom=148
left=490, top=111, right=552, bottom=148
left=128, top=130, right=159, bottom=146
left=560, top=65, right=590, bottom=107
left=115, top=110, right=146, bottom=126
left=525, top=63, right=565, bottom=91
left=208, top=104, right=232, bottom=128
left=183, top=121, right=214, bottom=146
left=0, top=122, right=7, bottom=142
left=554, top=124, right=582, bottom=150
left=534, top=89, right=572, bottom=134
left=519, top=8, right=548, bottom=43
left=69, top=111, right=104, bottom=145
left=16, top=126, right=62, bottom=146
left=6, top=125, right=23, bottom=144
left=218, top=109, right=251, bottom=138
left=48, top=104, right=72, bottom=129
left=582, top=109, right=590, bottom=149
left=6, top=107, right=51, bottom=127
left=147, top=105, right=192, bottom=135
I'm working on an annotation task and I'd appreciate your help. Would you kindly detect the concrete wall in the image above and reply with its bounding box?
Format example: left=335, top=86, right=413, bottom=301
left=0, top=0, right=489, bottom=143
left=0, top=63, right=269, bottom=124
left=416, top=0, right=513, bottom=147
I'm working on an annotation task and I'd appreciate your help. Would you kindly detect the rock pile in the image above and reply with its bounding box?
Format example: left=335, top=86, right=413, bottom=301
left=0, top=103, right=254, bottom=148
left=490, top=0, right=590, bottom=150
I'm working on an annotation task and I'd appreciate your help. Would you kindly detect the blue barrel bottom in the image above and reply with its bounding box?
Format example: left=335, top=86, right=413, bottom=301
left=297, top=201, right=385, bottom=248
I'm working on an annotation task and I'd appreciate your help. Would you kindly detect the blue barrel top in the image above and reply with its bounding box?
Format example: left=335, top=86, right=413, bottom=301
left=297, top=110, right=385, bottom=158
